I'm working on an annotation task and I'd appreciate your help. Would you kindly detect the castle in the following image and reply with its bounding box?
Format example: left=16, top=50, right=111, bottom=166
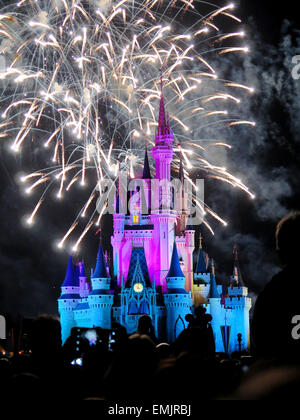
left=58, top=89, right=252, bottom=353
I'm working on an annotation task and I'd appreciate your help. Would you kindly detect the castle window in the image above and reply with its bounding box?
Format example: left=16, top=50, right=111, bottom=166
left=139, top=300, right=150, bottom=315
left=128, top=299, right=139, bottom=315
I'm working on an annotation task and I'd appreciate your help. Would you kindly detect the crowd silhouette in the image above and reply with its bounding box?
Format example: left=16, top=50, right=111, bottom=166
left=1, top=212, right=300, bottom=402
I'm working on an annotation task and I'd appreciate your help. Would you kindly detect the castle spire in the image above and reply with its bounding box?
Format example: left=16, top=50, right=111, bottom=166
left=156, top=74, right=171, bottom=140
left=209, top=269, right=220, bottom=299
left=179, top=149, right=184, bottom=182
left=209, top=275, right=220, bottom=299
left=232, top=244, right=243, bottom=286
left=76, top=261, right=86, bottom=278
left=142, top=146, right=152, bottom=179
left=176, top=149, right=188, bottom=235
left=195, top=233, right=208, bottom=274
left=62, top=256, right=79, bottom=287
left=95, top=227, right=102, bottom=244
left=152, top=74, right=173, bottom=181
left=92, top=245, right=109, bottom=279
left=167, top=241, right=185, bottom=278
left=211, top=258, right=216, bottom=276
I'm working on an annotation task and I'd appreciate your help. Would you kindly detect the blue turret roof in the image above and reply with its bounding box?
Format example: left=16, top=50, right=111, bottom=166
left=92, top=245, right=109, bottom=279
left=195, top=249, right=208, bottom=274
left=59, top=294, right=80, bottom=299
left=62, top=256, right=80, bottom=287
left=195, top=234, right=208, bottom=274
left=209, top=273, right=220, bottom=299
left=167, top=242, right=185, bottom=278
left=90, top=289, right=113, bottom=295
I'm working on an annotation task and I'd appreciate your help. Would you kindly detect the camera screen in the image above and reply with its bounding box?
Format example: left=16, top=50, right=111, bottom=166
left=71, top=328, right=118, bottom=352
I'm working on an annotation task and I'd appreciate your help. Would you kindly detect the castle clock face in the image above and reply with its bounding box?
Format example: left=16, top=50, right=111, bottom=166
left=134, top=283, right=144, bottom=293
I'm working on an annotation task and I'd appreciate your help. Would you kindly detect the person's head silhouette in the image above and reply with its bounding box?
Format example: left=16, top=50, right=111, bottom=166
left=31, top=315, right=62, bottom=360
left=276, top=212, right=300, bottom=267
left=137, top=315, right=153, bottom=334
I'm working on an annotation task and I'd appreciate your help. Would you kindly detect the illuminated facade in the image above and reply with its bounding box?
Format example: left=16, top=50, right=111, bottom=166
left=58, top=91, right=252, bottom=353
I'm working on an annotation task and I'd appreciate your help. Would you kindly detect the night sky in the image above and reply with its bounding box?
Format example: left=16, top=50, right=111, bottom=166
left=0, top=0, right=300, bottom=320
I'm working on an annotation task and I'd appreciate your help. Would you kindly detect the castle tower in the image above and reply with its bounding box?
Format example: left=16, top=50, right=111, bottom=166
left=152, top=85, right=173, bottom=181
left=76, top=261, right=90, bottom=298
left=111, top=174, right=126, bottom=286
left=58, top=256, right=81, bottom=344
left=164, top=242, right=192, bottom=342
left=207, top=261, right=224, bottom=351
left=184, top=216, right=195, bottom=292
left=176, top=153, right=189, bottom=235
left=175, top=156, right=194, bottom=292
left=226, top=248, right=252, bottom=351
left=195, top=234, right=209, bottom=277
left=173, top=155, right=187, bottom=284
left=142, top=147, right=152, bottom=212
left=88, top=245, right=114, bottom=329
left=151, top=82, right=177, bottom=289
left=192, top=234, right=211, bottom=305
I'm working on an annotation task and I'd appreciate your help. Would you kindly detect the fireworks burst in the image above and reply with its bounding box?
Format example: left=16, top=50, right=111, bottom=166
left=0, top=0, right=256, bottom=252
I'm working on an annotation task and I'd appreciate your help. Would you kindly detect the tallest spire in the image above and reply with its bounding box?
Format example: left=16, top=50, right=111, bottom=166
left=156, top=74, right=171, bottom=140
left=152, top=73, right=174, bottom=181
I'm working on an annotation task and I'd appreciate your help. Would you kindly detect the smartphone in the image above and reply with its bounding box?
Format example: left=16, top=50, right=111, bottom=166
left=71, top=327, right=118, bottom=353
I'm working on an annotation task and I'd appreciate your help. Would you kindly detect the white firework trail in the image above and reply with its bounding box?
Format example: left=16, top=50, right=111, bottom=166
left=0, top=0, right=256, bottom=251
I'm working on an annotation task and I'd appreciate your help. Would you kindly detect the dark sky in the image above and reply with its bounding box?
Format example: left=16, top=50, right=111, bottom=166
left=242, top=0, right=298, bottom=42
left=0, top=0, right=300, bottom=319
